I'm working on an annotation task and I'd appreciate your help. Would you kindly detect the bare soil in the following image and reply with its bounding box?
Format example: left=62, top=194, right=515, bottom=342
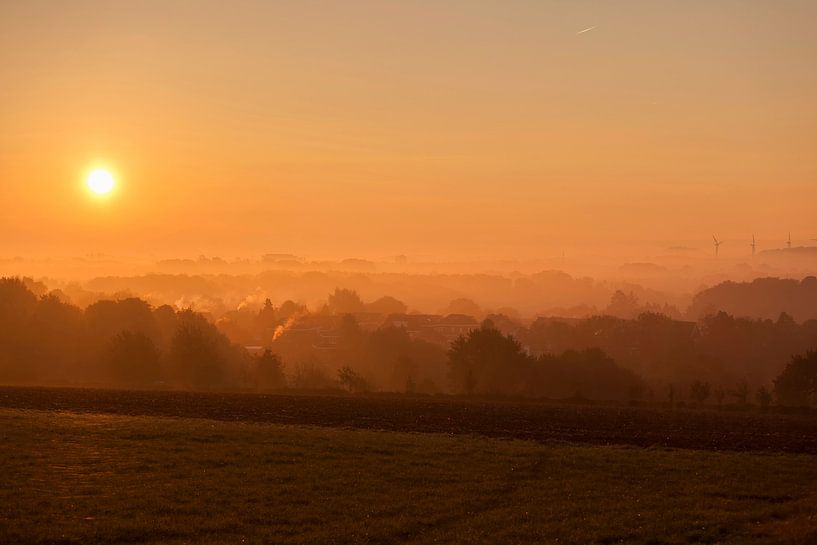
left=2, top=385, right=816, bottom=453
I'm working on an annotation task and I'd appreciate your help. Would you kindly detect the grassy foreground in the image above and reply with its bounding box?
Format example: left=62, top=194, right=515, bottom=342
left=1, top=409, right=816, bottom=544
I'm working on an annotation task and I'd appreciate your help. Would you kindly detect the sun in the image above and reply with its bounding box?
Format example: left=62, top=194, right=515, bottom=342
left=86, top=168, right=116, bottom=195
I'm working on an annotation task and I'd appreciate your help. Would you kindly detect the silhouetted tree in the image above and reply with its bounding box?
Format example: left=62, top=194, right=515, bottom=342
left=254, top=349, right=286, bottom=390
left=169, top=311, right=229, bottom=389
left=84, top=298, right=159, bottom=346
left=365, top=295, right=408, bottom=315
left=31, top=294, right=84, bottom=382
left=105, top=331, right=161, bottom=386
left=0, top=278, right=248, bottom=390
left=605, top=290, right=641, bottom=319
left=326, top=288, right=365, bottom=315
left=0, top=277, right=37, bottom=316
left=254, top=299, right=278, bottom=339
left=524, top=313, right=696, bottom=386
left=444, top=298, right=481, bottom=318
left=531, top=348, right=643, bottom=401
left=0, top=278, right=46, bottom=382
left=153, top=304, right=179, bottom=349
left=355, top=326, right=447, bottom=392
left=448, top=321, right=529, bottom=395
left=277, top=300, right=306, bottom=321
left=774, top=350, right=817, bottom=407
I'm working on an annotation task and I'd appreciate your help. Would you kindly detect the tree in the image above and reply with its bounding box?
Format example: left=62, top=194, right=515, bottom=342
left=532, top=348, right=643, bottom=401
left=774, top=350, right=817, bottom=407
left=84, top=298, right=159, bottom=346
left=76, top=297, right=163, bottom=384
left=326, top=288, right=364, bottom=315
left=29, top=294, right=83, bottom=382
left=153, top=305, right=178, bottom=348
left=255, top=299, right=278, bottom=337
left=0, top=278, right=248, bottom=390
left=365, top=296, right=408, bottom=315
left=105, top=331, right=161, bottom=386
left=338, top=366, right=370, bottom=393
left=169, top=312, right=228, bottom=389
left=605, top=290, right=641, bottom=319
left=0, top=278, right=42, bottom=382
left=448, top=322, right=530, bottom=395
left=364, top=327, right=447, bottom=392
left=0, top=277, right=38, bottom=318
left=255, top=349, right=286, bottom=390
left=0, top=290, right=83, bottom=384
left=277, top=300, right=306, bottom=321
left=689, top=381, right=711, bottom=405
left=444, top=298, right=481, bottom=318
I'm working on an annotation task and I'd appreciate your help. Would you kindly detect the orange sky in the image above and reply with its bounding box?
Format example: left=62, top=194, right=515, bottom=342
left=2, top=1, right=816, bottom=261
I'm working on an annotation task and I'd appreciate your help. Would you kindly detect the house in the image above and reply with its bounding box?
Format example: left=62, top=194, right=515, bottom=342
left=382, top=313, right=480, bottom=345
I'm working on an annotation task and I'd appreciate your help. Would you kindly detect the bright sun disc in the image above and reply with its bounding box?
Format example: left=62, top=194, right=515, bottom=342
left=87, top=169, right=115, bottom=195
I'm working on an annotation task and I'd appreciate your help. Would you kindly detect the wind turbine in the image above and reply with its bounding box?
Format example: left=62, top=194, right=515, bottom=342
left=750, top=234, right=756, bottom=257
left=713, top=235, right=722, bottom=257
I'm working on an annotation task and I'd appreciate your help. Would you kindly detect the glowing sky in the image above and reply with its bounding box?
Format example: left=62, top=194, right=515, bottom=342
left=1, top=1, right=815, bottom=259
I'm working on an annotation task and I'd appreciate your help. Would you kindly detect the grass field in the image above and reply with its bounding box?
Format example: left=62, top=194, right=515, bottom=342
left=2, top=408, right=817, bottom=544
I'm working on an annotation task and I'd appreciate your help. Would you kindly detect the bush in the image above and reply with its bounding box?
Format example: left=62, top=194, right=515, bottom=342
left=338, top=366, right=370, bottom=393
left=291, top=361, right=333, bottom=390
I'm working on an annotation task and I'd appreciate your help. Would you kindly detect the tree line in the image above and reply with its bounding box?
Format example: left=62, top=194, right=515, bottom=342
left=3, top=276, right=817, bottom=406
left=520, top=310, right=817, bottom=389
left=0, top=277, right=246, bottom=389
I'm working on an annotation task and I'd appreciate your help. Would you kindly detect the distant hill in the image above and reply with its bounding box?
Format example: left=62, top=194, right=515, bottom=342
left=689, top=276, right=817, bottom=322
left=618, top=262, right=668, bottom=275
left=759, top=247, right=817, bottom=258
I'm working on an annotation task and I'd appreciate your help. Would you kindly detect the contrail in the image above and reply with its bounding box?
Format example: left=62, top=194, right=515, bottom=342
left=577, top=26, right=597, bottom=35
